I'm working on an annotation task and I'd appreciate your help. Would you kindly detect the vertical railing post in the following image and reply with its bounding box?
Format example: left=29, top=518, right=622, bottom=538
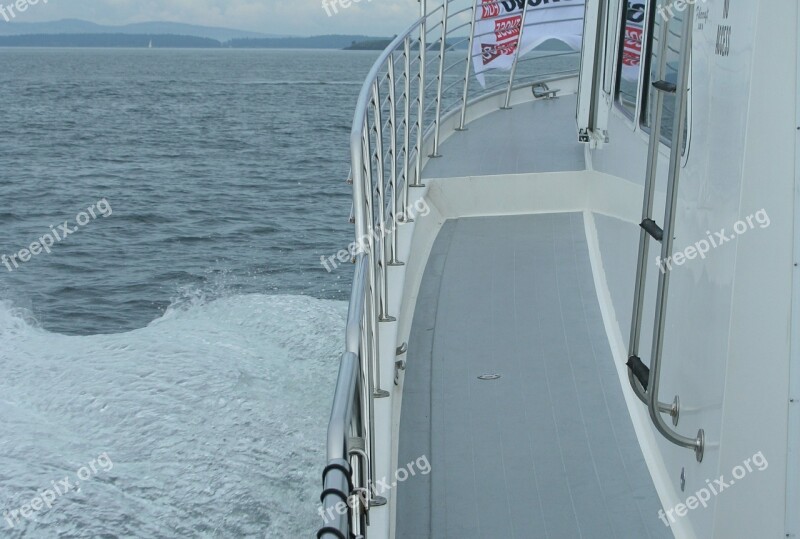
left=351, top=130, right=368, bottom=263
left=362, top=286, right=383, bottom=496
left=354, top=259, right=381, bottom=510
left=412, top=0, right=427, bottom=187
left=502, top=0, right=531, bottom=110
left=387, top=53, right=404, bottom=266
left=363, top=116, right=390, bottom=400
left=429, top=0, right=449, bottom=157
left=402, top=36, right=413, bottom=220
left=458, top=0, right=481, bottom=131
left=372, top=81, right=395, bottom=324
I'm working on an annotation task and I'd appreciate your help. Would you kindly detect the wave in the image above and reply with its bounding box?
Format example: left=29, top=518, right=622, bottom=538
left=0, top=294, right=346, bottom=537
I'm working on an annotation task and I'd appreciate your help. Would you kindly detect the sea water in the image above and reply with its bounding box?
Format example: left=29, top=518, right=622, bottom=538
left=0, top=48, right=375, bottom=538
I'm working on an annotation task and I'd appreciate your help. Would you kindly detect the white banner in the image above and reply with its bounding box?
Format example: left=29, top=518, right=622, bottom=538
left=472, top=0, right=585, bottom=87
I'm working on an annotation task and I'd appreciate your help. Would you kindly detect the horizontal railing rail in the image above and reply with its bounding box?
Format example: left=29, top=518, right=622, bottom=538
left=320, top=1, right=582, bottom=536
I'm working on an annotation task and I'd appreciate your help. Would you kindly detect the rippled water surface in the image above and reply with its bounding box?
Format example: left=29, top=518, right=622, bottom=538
left=0, top=48, right=377, bottom=334
left=0, top=48, right=379, bottom=538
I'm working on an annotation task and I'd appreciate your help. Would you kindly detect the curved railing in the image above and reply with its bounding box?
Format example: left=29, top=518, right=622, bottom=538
left=319, top=1, right=581, bottom=537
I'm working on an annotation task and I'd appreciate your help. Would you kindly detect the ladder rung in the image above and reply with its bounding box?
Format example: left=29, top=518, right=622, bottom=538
left=627, top=356, right=651, bottom=391
left=652, top=80, right=677, bottom=93
left=640, top=219, right=664, bottom=242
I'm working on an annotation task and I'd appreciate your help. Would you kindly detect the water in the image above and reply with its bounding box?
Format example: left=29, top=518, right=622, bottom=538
left=0, top=49, right=379, bottom=538
left=0, top=48, right=378, bottom=334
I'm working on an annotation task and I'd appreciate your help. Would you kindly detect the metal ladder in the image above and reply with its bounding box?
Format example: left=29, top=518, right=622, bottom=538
left=625, top=4, right=704, bottom=462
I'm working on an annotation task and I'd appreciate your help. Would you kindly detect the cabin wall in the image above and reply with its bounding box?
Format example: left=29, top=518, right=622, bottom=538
left=713, top=1, right=797, bottom=537
left=790, top=2, right=800, bottom=535
left=588, top=0, right=794, bottom=537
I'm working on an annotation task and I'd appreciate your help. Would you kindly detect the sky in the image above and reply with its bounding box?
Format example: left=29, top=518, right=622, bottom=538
left=3, top=0, right=421, bottom=36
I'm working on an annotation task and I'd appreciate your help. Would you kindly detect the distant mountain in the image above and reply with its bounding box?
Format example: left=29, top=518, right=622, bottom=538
left=0, top=20, right=392, bottom=49
left=0, top=19, right=282, bottom=41
left=343, top=37, right=469, bottom=51
left=228, top=35, right=390, bottom=49
left=0, top=33, right=395, bottom=50
left=0, top=33, right=222, bottom=48
left=344, top=38, right=394, bottom=51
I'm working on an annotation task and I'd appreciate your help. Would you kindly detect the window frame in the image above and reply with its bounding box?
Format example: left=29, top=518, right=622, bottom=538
left=602, top=0, right=624, bottom=97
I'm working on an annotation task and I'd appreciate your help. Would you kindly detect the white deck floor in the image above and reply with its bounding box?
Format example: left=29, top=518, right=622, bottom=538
left=423, top=94, right=585, bottom=178
left=394, top=213, right=671, bottom=539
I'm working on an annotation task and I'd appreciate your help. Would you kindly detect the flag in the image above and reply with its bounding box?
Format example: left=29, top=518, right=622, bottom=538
left=620, top=1, right=645, bottom=82
left=472, top=0, right=585, bottom=87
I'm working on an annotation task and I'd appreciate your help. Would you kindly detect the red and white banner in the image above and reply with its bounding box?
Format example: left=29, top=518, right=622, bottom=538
left=620, top=1, right=645, bottom=82
left=472, top=0, right=585, bottom=87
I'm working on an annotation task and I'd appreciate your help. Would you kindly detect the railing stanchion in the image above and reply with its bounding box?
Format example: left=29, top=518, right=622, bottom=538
left=363, top=117, right=390, bottom=399
left=412, top=0, right=427, bottom=187
left=502, top=0, right=531, bottom=110
left=430, top=0, right=449, bottom=157
left=372, top=82, right=395, bottom=323
left=402, top=36, right=413, bottom=220
left=387, top=54, right=404, bottom=266
left=357, top=259, right=378, bottom=509
left=458, top=0, right=481, bottom=131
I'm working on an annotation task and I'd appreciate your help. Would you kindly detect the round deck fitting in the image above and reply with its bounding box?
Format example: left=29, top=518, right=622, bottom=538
left=672, top=395, right=680, bottom=427
left=695, top=429, right=705, bottom=463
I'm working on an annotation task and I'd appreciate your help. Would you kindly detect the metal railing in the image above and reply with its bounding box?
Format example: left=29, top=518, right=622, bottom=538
left=319, top=1, right=581, bottom=537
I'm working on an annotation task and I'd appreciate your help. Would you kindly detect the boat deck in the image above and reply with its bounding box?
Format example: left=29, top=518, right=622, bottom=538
left=395, top=212, right=671, bottom=539
left=423, top=94, right=586, bottom=178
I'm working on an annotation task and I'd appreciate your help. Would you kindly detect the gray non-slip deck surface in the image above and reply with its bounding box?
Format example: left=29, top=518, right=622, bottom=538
left=395, top=213, right=671, bottom=539
left=422, top=95, right=585, bottom=179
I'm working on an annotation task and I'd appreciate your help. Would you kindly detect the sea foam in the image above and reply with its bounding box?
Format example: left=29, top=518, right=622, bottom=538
left=0, top=294, right=346, bottom=538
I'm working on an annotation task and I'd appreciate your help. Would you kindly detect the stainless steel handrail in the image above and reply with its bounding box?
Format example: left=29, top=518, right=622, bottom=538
left=647, top=4, right=704, bottom=462
left=430, top=0, right=449, bottom=157
left=457, top=0, right=480, bottom=130
left=321, top=1, right=583, bottom=536
left=627, top=5, right=680, bottom=420
left=319, top=351, right=359, bottom=539
left=320, top=257, right=370, bottom=539
left=624, top=4, right=703, bottom=462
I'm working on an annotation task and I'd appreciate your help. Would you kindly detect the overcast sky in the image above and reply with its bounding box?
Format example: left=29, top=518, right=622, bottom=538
left=8, top=0, right=421, bottom=36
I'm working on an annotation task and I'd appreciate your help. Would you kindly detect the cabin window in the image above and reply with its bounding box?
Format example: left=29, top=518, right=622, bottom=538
left=615, top=0, right=647, bottom=118
left=643, top=8, right=689, bottom=148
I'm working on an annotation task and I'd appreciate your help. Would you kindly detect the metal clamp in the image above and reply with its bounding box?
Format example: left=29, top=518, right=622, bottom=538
left=532, top=82, right=559, bottom=99
left=349, top=438, right=388, bottom=509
